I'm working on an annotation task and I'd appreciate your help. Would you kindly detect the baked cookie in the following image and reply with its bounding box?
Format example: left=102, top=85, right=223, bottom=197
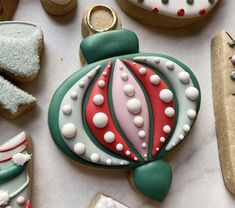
left=0, top=0, right=19, bottom=21
left=81, top=5, right=122, bottom=38
left=0, top=132, right=32, bottom=208
left=211, top=31, right=235, bottom=194
left=88, top=193, right=129, bottom=208
left=41, top=0, right=77, bottom=16
left=117, top=0, right=219, bottom=28
left=0, top=21, right=44, bottom=119
left=48, top=29, right=201, bottom=202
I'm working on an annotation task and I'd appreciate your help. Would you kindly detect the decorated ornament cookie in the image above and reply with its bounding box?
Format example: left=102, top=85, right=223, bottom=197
left=211, top=31, right=235, bottom=194
left=0, top=21, right=44, bottom=119
left=48, top=28, right=201, bottom=202
left=117, top=0, right=219, bottom=28
left=0, top=0, right=19, bottom=21
left=0, top=132, right=32, bottom=208
left=41, top=0, right=77, bottom=16
left=88, top=193, right=129, bottom=208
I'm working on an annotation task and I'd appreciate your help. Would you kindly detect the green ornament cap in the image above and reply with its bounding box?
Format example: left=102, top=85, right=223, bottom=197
left=133, top=160, right=172, bottom=202
left=80, top=29, right=139, bottom=64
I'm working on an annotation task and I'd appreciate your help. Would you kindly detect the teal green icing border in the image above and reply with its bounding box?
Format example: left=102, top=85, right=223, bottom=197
left=48, top=53, right=201, bottom=170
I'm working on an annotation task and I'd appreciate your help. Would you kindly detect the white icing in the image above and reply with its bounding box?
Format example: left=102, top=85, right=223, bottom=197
left=11, top=153, right=31, bottom=166
left=125, top=150, right=131, bottom=156
left=185, top=87, right=199, bottom=101
left=127, top=0, right=219, bottom=19
left=74, top=143, right=86, bottom=155
left=104, top=131, right=115, bottom=143
left=163, top=125, right=171, bottom=134
left=166, top=61, right=174, bottom=70
left=59, top=66, right=129, bottom=166
left=62, top=105, right=72, bottom=115
left=16, top=196, right=25, bottom=205
left=70, top=91, right=78, bottom=100
left=78, top=81, right=85, bottom=88
left=98, top=80, right=105, bottom=88
left=178, top=71, right=190, bottom=84
left=126, top=98, right=142, bottom=114
left=165, top=107, right=175, bottom=118
left=51, top=0, right=71, bottom=5
left=90, top=153, right=100, bottom=162
left=159, top=89, right=173, bottom=103
left=93, top=94, right=104, bottom=106
left=141, top=143, right=147, bottom=148
left=116, top=143, right=123, bottom=151
left=123, top=84, right=135, bottom=97
left=139, top=67, right=147, bottom=75
left=121, top=72, right=128, bottom=81
left=106, top=159, right=112, bottom=165
left=138, top=130, right=146, bottom=139
left=62, top=123, right=77, bottom=139
left=0, top=191, right=9, bottom=206
left=93, top=112, right=108, bottom=128
left=183, top=124, right=190, bottom=132
left=133, top=116, right=144, bottom=128
left=134, top=56, right=200, bottom=151
left=150, top=74, right=160, bottom=85
left=160, top=137, right=166, bottom=143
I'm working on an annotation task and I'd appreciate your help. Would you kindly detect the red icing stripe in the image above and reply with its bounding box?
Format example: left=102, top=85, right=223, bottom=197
left=26, top=199, right=31, bottom=208
left=124, top=60, right=175, bottom=157
left=85, top=62, right=139, bottom=161
left=0, top=144, right=28, bottom=163
left=0, top=137, right=27, bottom=153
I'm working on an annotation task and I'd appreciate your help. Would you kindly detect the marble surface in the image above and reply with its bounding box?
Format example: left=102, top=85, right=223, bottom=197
left=0, top=0, right=234, bottom=207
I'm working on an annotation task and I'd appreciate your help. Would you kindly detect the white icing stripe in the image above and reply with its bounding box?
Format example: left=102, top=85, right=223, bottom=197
left=128, top=0, right=218, bottom=19
left=51, top=0, right=71, bottom=5
left=134, top=56, right=199, bottom=151
left=59, top=66, right=129, bottom=166
left=9, top=174, right=29, bottom=199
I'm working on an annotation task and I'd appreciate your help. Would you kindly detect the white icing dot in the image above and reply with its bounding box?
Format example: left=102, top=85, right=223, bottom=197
left=165, top=107, right=175, bottom=118
left=104, top=131, right=115, bottom=143
left=178, top=71, right=190, bottom=84
left=160, top=137, right=166, bottom=143
left=185, top=87, right=199, bottom=101
left=103, top=71, right=107, bottom=76
left=62, top=123, right=77, bottom=139
left=133, top=116, right=144, bottom=128
left=144, top=154, right=147, bottom=158
left=141, top=143, right=147, bottom=148
left=87, top=72, right=93, bottom=79
left=116, top=143, right=123, bottom=151
left=134, top=157, right=138, bottom=161
left=78, top=81, right=85, bottom=88
left=172, top=143, right=176, bottom=146
left=70, top=91, right=78, bottom=100
left=93, top=94, right=104, bottom=106
left=125, top=150, right=131, bottom=156
left=160, top=89, right=173, bottom=103
left=138, top=130, right=146, bottom=139
left=179, top=134, right=184, bottom=140
left=5, top=206, right=12, bottom=208
left=120, top=161, right=124, bottom=165
left=183, top=124, right=191, bottom=132
left=74, top=143, right=86, bottom=155
left=106, top=159, right=112, bottom=165
left=93, top=112, right=108, bottom=128
left=163, top=125, right=171, bottom=134
left=187, top=109, right=197, bottom=119
left=127, top=98, right=142, bottom=114
left=91, top=153, right=100, bottom=162
left=150, top=75, right=160, bottom=85
left=121, top=73, right=128, bottom=81
left=154, top=57, right=160, bottom=64
left=123, top=84, right=135, bottom=97
left=139, top=67, right=147, bottom=75
left=62, top=105, right=72, bottom=115
left=166, top=61, right=174, bottom=70
left=17, top=196, right=25, bottom=205
left=98, top=80, right=105, bottom=88
left=156, top=147, right=160, bottom=151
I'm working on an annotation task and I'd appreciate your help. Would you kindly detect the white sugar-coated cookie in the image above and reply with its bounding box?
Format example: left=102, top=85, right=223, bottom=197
left=117, top=0, right=219, bottom=28
left=41, top=0, right=77, bottom=16
left=0, top=0, right=19, bottom=21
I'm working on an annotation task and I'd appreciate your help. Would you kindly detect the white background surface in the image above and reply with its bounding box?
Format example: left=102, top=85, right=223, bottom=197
left=0, top=0, right=234, bottom=207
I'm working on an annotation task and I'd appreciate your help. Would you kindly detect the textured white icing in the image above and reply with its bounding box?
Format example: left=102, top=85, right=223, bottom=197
left=58, top=66, right=129, bottom=166
left=95, top=195, right=128, bottom=208
left=0, top=76, right=36, bottom=114
left=0, top=21, right=43, bottom=79
left=0, top=191, right=9, bottom=206
left=11, top=153, right=31, bottom=166
left=134, top=56, right=199, bottom=151
left=127, top=0, right=219, bottom=19
left=51, top=0, right=71, bottom=5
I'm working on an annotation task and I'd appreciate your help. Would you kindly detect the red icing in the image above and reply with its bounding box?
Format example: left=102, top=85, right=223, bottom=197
left=177, top=8, right=185, bottom=16
left=0, top=137, right=27, bottom=153
left=199, top=8, right=206, bottom=16
left=152, top=6, right=159, bottom=13
left=85, top=62, right=139, bottom=161
left=26, top=199, right=31, bottom=208
left=124, top=60, right=175, bottom=157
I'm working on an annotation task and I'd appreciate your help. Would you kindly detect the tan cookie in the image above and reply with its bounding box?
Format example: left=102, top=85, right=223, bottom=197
left=41, top=0, right=77, bottom=16
left=117, top=0, right=219, bottom=28
left=0, top=132, right=33, bottom=208
left=0, top=0, right=19, bottom=21
left=211, top=31, right=235, bottom=194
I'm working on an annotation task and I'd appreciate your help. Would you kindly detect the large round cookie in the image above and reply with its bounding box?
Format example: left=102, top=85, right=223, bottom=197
left=48, top=29, right=201, bottom=202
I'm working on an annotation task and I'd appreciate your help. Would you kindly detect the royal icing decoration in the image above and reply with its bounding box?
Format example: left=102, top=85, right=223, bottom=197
left=128, top=0, right=218, bottom=19
left=49, top=29, right=201, bottom=202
